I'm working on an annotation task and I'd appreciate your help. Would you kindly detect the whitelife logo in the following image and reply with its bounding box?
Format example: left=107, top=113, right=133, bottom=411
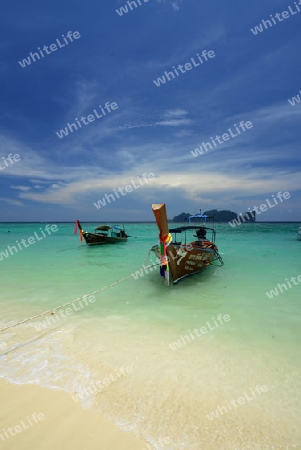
left=153, top=50, right=215, bottom=87
left=0, top=413, right=45, bottom=443
left=116, top=0, right=150, bottom=16
left=0, top=224, right=58, bottom=262
left=288, top=89, right=301, bottom=106
left=191, top=120, right=253, bottom=158
left=169, top=314, right=231, bottom=351
left=72, top=366, right=133, bottom=403
left=0, top=153, right=21, bottom=171
left=266, top=274, right=301, bottom=299
left=228, top=191, right=291, bottom=228
left=250, top=1, right=301, bottom=35
left=141, top=437, right=172, bottom=450
left=131, top=244, right=196, bottom=281
left=18, top=31, right=81, bottom=68
left=93, top=173, right=155, bottom=209
left=34, top=295, right=96, bottom=331
left=131, top=260, right=159, bottom=280
left=56, top=101, right=118, bottom=139
left=206, top=385, right=268, bottom=421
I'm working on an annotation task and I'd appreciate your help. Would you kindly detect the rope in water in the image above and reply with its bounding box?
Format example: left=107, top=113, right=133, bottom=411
left=0, top=262, right=159, bottom=333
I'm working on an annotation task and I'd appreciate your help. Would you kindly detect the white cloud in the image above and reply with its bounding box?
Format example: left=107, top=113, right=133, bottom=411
left=0, top=197, right=24, bottom=207
left=163, top=109, right=188, bottom=118
left=18, top=169, right=301, bottom=207
left=157, top=0, right=183, bottom=12
left=171, top=2, right=181, bottom=12
left=10, top=185, right=31, bottom=191
left=118, top=110, right=191, bottom=129
left=156, top=109, right=192, bottom=126
left=156, top=118, right=193, bottom=126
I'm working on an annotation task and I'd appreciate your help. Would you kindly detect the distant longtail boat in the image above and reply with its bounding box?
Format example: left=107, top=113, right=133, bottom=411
left=74, top=220, right=128, bottom=245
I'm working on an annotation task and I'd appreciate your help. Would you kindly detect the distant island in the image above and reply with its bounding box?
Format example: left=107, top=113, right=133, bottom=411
left=172, top=209, right=256, bottom=223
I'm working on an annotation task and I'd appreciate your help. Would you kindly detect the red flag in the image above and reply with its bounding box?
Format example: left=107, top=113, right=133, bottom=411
left=74, top=220, right=79, bottom=234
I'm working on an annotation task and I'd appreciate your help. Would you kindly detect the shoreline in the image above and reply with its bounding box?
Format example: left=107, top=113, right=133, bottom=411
left=0, top=378, right=150, bottom=450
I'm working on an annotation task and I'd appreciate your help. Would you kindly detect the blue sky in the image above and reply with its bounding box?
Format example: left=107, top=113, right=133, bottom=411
left=1, top=0, right=301, bottom=221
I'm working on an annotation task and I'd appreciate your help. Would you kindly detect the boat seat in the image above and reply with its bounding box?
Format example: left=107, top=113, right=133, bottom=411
left=190, top=240, right=217, bottom=250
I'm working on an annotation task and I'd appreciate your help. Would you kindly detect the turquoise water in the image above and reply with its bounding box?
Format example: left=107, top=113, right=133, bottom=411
left=0, top=222, right=300, bottom=449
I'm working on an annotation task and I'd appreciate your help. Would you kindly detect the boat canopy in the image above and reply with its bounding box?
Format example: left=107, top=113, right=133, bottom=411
left=95, top=225, right=112, bottom=231
left=169, top=225, right=215, bottom=233
left=188, top=214, right=208, bottom=223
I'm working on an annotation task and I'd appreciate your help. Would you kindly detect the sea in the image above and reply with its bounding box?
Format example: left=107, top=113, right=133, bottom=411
left=0, top=222, right=300, bottom=450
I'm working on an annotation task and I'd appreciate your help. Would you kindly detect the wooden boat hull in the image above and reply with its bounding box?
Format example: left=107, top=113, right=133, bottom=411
left=151, top=242, right=216, bottom=284
left=150, top=203, right=223, bottom=285
left=83, top=232, right=127, bottom=245
left=74, top=221, right=128, bottom=246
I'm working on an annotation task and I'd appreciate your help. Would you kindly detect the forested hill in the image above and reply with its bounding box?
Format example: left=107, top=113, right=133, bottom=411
left=172, top=209, right=256, bottom=223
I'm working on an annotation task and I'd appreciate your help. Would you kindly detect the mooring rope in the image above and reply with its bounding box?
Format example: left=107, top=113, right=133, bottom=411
left=0, top=262, right=159, bottom=333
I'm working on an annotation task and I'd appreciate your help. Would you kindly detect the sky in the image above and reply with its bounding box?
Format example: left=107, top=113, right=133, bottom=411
left=1, top=0, right=301, bottom=222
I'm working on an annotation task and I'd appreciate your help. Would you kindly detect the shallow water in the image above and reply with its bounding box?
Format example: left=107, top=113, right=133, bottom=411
left=0, top=222, right=300, bottom=449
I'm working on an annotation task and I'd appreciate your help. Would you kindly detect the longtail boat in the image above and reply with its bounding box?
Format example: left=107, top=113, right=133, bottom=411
left=151, top=204, right=224, bottom=285
left=74, top=220, right=128, bottom=245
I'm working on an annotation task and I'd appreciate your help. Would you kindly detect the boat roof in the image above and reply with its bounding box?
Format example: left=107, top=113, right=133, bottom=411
left=188, top=214, right=214, bottom=223
left=169, top=225, right=214, bottom=233
left=188, top=214, right=208, bottom=220
left=95, top=225, right=123, bottom=231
